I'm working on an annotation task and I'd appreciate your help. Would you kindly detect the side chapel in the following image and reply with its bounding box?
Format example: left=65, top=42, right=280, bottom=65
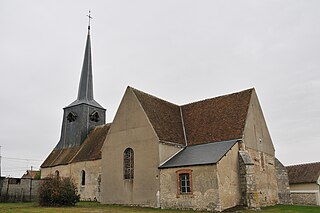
left=41, top=24, right=291, bottom=211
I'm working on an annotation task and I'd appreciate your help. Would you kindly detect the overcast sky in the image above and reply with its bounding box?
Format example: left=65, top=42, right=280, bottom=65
left=1, top=0, right=319, bottom=177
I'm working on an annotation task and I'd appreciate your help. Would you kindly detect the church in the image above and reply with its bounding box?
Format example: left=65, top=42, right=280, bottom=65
left=41, top=24, right=291, bottom=211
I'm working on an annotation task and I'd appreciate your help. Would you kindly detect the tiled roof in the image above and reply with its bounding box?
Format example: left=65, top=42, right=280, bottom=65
left=131, top=87, right=253, bottom=146
left=159, top=139, right=238, bottom=169
left=42, top=87, right=253, bottom=168
left=21, top=170, right=41, bottom=179
left=131, top=88, right=185, bottom=145
left=41, top=124, right=111, bottom=168
left=41, top=147, right=80, bottom=168
left=182, top=89, right=253, bottom=145
left=72, top=124, right=111, bottom=163
left=286, top=162, right=320, bottom=184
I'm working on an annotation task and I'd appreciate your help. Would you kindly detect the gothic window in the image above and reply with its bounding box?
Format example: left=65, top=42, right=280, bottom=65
left=176, top=169, right=193, bottom=196
left=81, top=170, right=86, bottom=186
left=90, top=111, right=100, bottom=122
left=123, top=148, right=134, bottom=180
left=67, top=112, right=77, bottom=122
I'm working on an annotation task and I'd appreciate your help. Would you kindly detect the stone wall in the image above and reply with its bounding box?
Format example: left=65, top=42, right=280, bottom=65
left=239, top=150, right=258, bottom=208
left=0, top=177, right=40, bottom=202
left=160, top=165, right=221, bottom=212
left=41, top=159, right=101, bottom=201
left=239, top=148, right=280, bottom=209
left=291, top=192, right=318, bottom=206
left=289, top=183, right=320, bottom=206
left=275, top=158, right=291, bottom=204
left=247, top=148, right=278, bottom=207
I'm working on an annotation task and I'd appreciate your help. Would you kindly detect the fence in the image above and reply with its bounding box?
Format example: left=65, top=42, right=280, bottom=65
left=0, top=177, right=41, bottom=202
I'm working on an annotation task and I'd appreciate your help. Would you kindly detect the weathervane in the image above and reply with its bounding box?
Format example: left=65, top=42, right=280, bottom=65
left=87, top=11, right=93, bottom=30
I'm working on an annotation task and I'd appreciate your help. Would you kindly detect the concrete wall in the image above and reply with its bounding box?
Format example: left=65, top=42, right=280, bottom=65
left=41, top=159, right=101, bottom=201
left=160, top=165, right=220, bottom=211
left=159, top=142, right=183, bottom=165
left=101, top=87, right=160, bottom=207
left=290, top=183, right=320, bottom=206
left=243, top=89, right=274, bottom=156
left=0, top=177, right=40, bottom=202
left=217, top=143, right=241, bottom=210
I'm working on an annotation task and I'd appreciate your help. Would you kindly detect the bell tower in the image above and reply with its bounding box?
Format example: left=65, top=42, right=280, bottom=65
left=55, top=15, right=106, bottom=149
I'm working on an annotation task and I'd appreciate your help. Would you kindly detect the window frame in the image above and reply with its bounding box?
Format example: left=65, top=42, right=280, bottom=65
left=176, top=169, right=193, bottom=197
left=123, top=148, right=134, bottom=180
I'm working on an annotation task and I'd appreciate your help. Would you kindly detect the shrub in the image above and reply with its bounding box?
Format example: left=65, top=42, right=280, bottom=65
left=38, top=175, right=80, bottom=206
left=34, top=171, right=41, bottom=180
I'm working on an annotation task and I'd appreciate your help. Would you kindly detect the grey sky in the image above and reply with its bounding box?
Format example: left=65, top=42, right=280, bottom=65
left=0, top=0, right=319, bottom=177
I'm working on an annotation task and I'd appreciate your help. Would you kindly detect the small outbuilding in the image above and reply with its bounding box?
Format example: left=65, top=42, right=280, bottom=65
left=286, top=162, right=320, bottom=206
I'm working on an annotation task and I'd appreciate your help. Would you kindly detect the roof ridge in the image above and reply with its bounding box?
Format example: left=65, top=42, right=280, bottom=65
left=95, top=123, right=112, bottom=129
left=182, top=88, right=254, bottom=107
left=186, top=139, right=240, bottom=147
left=129, top=86, right=180, bottom=107
left=286, top=161, right=320, bottom=167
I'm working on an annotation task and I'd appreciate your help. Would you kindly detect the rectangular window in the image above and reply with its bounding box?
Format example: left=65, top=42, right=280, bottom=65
left=179, top=173, right=190, bottom=193
left=176, top=169, right=193, bottom=197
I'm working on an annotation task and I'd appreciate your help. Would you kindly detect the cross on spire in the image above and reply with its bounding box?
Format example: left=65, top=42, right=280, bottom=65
left=87, top=11, right=93, bottom=30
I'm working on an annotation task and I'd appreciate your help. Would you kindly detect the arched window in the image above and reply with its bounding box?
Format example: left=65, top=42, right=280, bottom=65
left=55, top=170, right=60, bottom=178
left=81, top=170, right=86, bottom=186
left=123, top=148, right=134, bottom=180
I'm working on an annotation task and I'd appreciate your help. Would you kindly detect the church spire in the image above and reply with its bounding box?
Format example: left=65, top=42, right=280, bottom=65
left=68, top=11, right=103, bottom=108
left=77, top=26, right=93, bottom=101
left=55, top=12, right=106, bottom=149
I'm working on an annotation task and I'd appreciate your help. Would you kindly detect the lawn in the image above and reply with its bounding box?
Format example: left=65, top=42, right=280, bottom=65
left=0, top=202, right=319, bottom=213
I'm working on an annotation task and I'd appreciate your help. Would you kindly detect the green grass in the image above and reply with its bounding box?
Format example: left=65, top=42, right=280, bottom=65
left=0, top=202, right=318, bottom=212
left=254, top=204, right=320, bottom=213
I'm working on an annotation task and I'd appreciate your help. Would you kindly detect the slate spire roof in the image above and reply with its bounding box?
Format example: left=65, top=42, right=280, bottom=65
left=67, top=26, right=103, bottom=109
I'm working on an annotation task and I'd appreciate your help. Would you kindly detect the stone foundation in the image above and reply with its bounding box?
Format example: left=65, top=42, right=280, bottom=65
left=291, top=192, right=318, bottom=206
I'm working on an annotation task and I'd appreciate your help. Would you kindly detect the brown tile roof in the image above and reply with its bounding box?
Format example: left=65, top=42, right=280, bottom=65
left=41, top=147, right=80, bottom=168
left=131, top=87, right=253, bottom=146
left=131, top=87, right=185, bottom=145
left=286, top=162, right=320, bottom=184
left=182, top=89, right=253, bottom=145
left=72, top=124, right=111, bottom=163
left=42, top=87, right=253, bottom=168
left=21, top=170, right=40, bottom=179
left=41, top=124, right=111, bottom=168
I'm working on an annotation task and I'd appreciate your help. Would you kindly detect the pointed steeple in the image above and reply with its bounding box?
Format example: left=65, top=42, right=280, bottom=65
left=67, top=20, right=103, bottom=109
left=54, top=14, right=106, bottom=150
left=77, top=29, right=94, bottom=101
